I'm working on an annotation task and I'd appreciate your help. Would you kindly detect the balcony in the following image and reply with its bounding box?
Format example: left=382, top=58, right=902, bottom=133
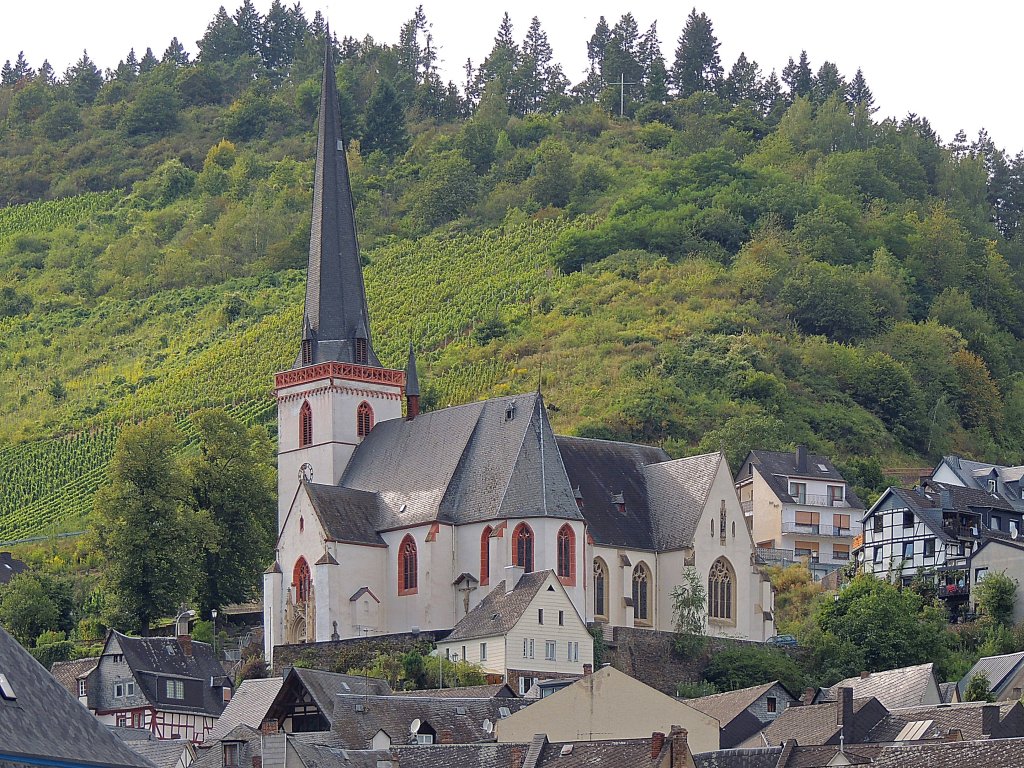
left=938, top=584, right=970, bottom=599
left=789, top=493, right=851, bottom=507
left=740, top=500, right=753, bottom=514
left=783, top=522, right=819, bottom=534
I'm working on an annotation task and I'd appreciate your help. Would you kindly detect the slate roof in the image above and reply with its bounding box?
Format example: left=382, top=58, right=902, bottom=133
left=303, top=483, right=386, bottom=546
left=387, top=743, right=521, bottom=768
left=206, top=676, right=284, bottom=742
left=687, top=681, right=781, bottom=726
left=0, top=552, right=27, bottom=585
left=271, top=667, right=392, bottom=723
left=864, top=700, right=1024, bottom=742
left=555, top=436, right=669, bottom=550
left=443, top=571, right=552, bottom=642
left=124, top=739, right=192, bottom=768
left=0, top=624, right=151, bottom=767
left=867, top=736, right=1024, bottom=767
left=750, top=696, right=888, bottom=747
left=290, top=742, right=390, bottom=767
left=532, top=737, right=662, bottom=767
left=738, top=449, right=864, bottom=508
left=938, top=682, right=958, bottom=703
left=394, top=683, right=518, bottom=699
left=644, top=452, right=724, bottom=550
left=299, top=41, right=379, bottom=368
left=694, top=747, right=782, bottom=768
left=870, top=484, right=1015, bottom=541
left=957, top=651, right=1024, bottom=699
left=107, top=630, right=230, bottom=717
left=821, top=664, right=937, bottom=710
left=49, top=655, right=98, bottom=696
left=192, top=725, right=266, bottom=768
left=342, top=393, right=581, bottom=531
left=329, top=693, right=532, bottom=748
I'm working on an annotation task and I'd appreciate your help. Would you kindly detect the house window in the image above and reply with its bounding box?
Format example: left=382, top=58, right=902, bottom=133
left=873, top=546, right=882, bottom=563
left=991, top=516, right=1002, bottom=532
left=833, top=544, right=850, bottom=561
left=833, top=514, right=851, bottom=533
left=399, top=535, right=418, bottom=595
left=828, top=486, right=845, bottom=505
left=789, top=482, right=807, bottom=504
left=976, top=568, right=989, bottom=583
left=512, top=523, right=534, bottom=573
left=166, top=679, right=184, bottom=700
left=766, top=696, right=777, bottom=714
left=708, top=557, right=735, bottom=622
left=903, top=541, right=914, bottom=560
left=77, top=680, right=86, bottom=697
left=924, top=538, right=936, bottom=557
left=556, top=525, right=576, bottom=584
left=558, top=610, right=564, bottom=626
left=480, top=643, right=487, bottom=661
left=795, top=510, right=819, bottom=531
left=632, top=563, right=652, bottom=624
left=903, top=511, right=914, bottom=528
left=528, top=639, right=535, bottom=658
left=794, top=541, right=818, bottom=559
left=538, top=609, right=544, bottom=625
left=568, top=641, right=579, bottom=662
left=593, top=558, right=608, bottom=619
left=223, top=743, right=240, bottom=768
left=293, top=557, right=312, bottom=603
left=357, top=401, right=374, bottom=437
left=299, top=401, right=313, bottom=447
left=125, top=681, right=134, bottom=697
left=989, top=479, right=998, bottom=493
left=1012, top=520, right=1020, bottom=538
left=873, top=515, right=883, bottom=533
left=480, top=526, right=492, bottom=586
left=518, top=677, right=535, bottom=696
left=114, top=683, right=124, bottom=698
left=116, top=714, right=128, bottom=727
left=414, top=723, right=436, bottom=745
left=545, top=641, right=556, bottom=660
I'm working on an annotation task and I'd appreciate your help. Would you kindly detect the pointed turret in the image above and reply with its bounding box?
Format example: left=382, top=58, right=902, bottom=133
left=297, top=38, right=379, bottom=368
left=405, top=343, right=420, bottom=419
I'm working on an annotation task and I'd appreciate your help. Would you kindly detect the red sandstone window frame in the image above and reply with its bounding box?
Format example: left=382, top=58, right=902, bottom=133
left=512, top=523, right=534, bottom=573
left=357, top=401, right=374, bottom=437
left=556, top=524, right=576, bottom=586
left=399, top=535, right=418, bottom=595
left=480, top=526, right=492, bottom=586
left=293, top=557, right=312, bottom=604
left=299, top=401, right=313, bottom=447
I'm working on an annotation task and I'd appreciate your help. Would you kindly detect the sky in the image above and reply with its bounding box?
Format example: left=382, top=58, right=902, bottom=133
left=2, top=0, right=1022, bottom=152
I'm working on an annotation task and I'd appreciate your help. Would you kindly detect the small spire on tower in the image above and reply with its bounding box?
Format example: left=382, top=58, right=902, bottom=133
left=405, top=343, right=420, bottom=420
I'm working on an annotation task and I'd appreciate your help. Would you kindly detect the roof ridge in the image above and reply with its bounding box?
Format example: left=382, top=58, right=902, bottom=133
left=555, top=433, right=668, bottom=453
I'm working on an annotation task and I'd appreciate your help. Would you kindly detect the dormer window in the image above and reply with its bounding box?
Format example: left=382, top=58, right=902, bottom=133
left=166, top=679, right=184, bottom=700
left=989, top=479, right=998, bottom=493
left=223, top=743, right=240, bottom=768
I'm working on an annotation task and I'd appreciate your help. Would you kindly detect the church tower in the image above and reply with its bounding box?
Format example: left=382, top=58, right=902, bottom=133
left=274, top=42, right=405, bottom=523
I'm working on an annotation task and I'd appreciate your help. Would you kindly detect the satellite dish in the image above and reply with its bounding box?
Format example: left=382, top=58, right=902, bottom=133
left=483, top=719, right=493, bottom=734
left=1013, top=529, right=1020, bottom=540
left=409, top=718, right=421, bottom=735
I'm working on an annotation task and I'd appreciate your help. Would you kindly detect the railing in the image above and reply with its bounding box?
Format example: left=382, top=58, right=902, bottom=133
left=755, top=547, right=795, bottom=564
left=829, top=527, right=854, bottom=538
left=938, top=584, right=970, bottom=599
left=783, top=522, right=820, bottom=534
left=782, top=523, right=856, bottom=537
left=831, top=552, right=850, bottom=561
left=790, top=493, right=851, bottom=507
left=740, top=500, right=753, bottom=514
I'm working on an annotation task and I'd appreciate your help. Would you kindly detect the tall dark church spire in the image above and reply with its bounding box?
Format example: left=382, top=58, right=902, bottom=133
left=298, top=37, right=380, bottom=368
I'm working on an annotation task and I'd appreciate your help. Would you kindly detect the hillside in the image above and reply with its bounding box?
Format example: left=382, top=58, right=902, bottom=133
left=2, top=5, right=1024, bottom=540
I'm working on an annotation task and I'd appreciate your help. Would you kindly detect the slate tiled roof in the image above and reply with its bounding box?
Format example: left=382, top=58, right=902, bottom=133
left=288, top=668, right=392, bottom=716
left=555, top=436, right=669, bottom=549
left=867, top=736, right=1024, bottom=767
left=394, top=683, right=517, bottom=699
left=864, top=700, right=1023, bottom=742
left=938, top=682, right=958, bottom=703
left=290, top=743, right=390, bottom=767
left=341, top=393, right=581, bottom=531
left=303, top=484, right=386, bottom=546
left=739, top=449, right=865, bottom=510
left=694, top=747, right=782, bottom=768
left=388, top=743, right=521, bottom=768
left=50, top=656, right=98, bottom=696
left=821, top=664, right=937, bottom=710
left=192, top=725, right=266, bottom=768
left=687, top=681, right=779, bottom=726
left=329, top=693, right=532, bottom=748
left=206, top=676, right=284, bottom=742
left=110, top=630, right=230, bottom=718
left=644, top=452, right=723, bottom=549
left=532, top=738, right=662, bottom=767
left=444, top=571, right=551, bottom=642
left=0, top=624, right=151, bottom=767
left=750, top=697, right=887, bottom=747
left=0, top=551, right=27, bottom=585
left=782, top=744, right=881, bottom=767
left=957, top=651, right=1024, bottom=699
left=124, top=739, right=192, bottom=768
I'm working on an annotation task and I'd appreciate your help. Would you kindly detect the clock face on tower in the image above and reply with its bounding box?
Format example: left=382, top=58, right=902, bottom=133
left=299, top=463, right=314, bottom=483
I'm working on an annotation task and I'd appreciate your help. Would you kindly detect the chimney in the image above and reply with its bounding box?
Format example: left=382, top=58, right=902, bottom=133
left=668, top=726, right=691, bottom=768
left=261, top=718, right=280, bottom=735
left=405, top=343, right=420, bottom=420
left=650, top=732, right=666, bottom=759
left=982, top=704, right=1000, bottom=737
left=573, top=487, right=584, bottom=510
left=177, top=635, right=193, bottom=657
left=440, top=729, right=455, bottom=745
left=510, top=746, right=524, bottom=768
left=837, top=687, right=854, bottom=743
left=795, top=445, right=808, bottom=473
left=583, top=664, right=593, bottom=676
left=943, top=729, right=963, bottom=742
left=860, top=671, right=870, bottom=679
left=504, top=565, right=524, bottom=593
left=612, top=493, right=626, bottom=514
left=801, top=687, right=815, bottom=705
left=252, top=758, right=262, bottom=768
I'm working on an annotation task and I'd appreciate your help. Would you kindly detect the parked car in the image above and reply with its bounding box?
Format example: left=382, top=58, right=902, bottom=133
left=767, top=634, right=798, bottom=647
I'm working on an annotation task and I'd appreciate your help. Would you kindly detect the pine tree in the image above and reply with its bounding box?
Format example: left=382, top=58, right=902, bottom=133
left=36, top=60, right=54, bottom=84
left=11, top=52, right=33, bottom=83
left=812, top=61, right=846, bottom=104
left=723, top=52, right=762, bottom=104
left=64, top=50, right=103, bottom=105
left=139, top=48, right=158, bottom=73
left=638, top=22, right=669, bottom=103
left=162, top=37, right=190, bottom=66
left=671, top=8, right=723, bottom=98
left=197, top=6, right=241, bottom=63
left=759, top=70, right=785, bottom=121
left=603, top=13, right=643, bottom=113
left=518, top=16, right=555, bottom=113
left=233, top=0, right=264, bottom=59
left=362, top=79, right=409, bottom=159
left=846, top=67, right=876, bottom=112
left=477, top=12, right=520, bottom=107
left=0, top=61, right=13, bottom=87
left=262, top=0, right=301, bottom=74
left=782, top=50, right=813, bottom=98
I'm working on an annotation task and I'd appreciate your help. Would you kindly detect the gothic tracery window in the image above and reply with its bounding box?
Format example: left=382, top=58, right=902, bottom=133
left=708, top=557, right=735, bottom=622
left=293, top=557, right=312, bottom=604
left=399, top=535, right=418, bottom=594
left=480, top=526, right=492, bottom=585
left=594, top=558, right=608, bottom=619
left=557, top=525, right=575, bottom=583
left=632, top=563, right=651, bottom=623
left=299, top=401, right=313, bottom=447
left=512, top=523, right=534, bottom=573
left=357, top=401, right=374, bottom=437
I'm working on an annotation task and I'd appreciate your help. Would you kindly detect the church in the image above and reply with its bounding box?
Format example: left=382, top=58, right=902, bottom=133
left=262, top=47, right=775, bottom=664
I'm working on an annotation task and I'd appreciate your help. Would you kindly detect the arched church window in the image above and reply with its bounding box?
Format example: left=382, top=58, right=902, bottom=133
left=399, top=535, right=418, bottom=595
left=512, top=523, right=534, bottom=573
left=632, top=563, right=652, bottom=624
left=480, top=526, right=492, bottom=586
left=708, top=557, right=735, bottom=622
left=594, top=558, right=609, bottom=619
left=293, top=557, right=312, bottom=604
left=299, top=401, right=313, bottom=447
left=557, top=525, right=576, bottom=584
left=357, top=401, right=374, bottom=437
